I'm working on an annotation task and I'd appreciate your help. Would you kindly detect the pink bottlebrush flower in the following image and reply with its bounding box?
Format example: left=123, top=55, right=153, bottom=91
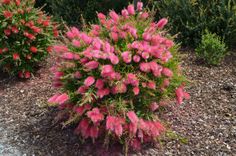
left=130, top=139, right=141, bottom=151
left=80, top=33, right=92, bottom=44
left=157, top=18, right=168, bottom=29
left=84, top=76, right=95, bottom=87
left=30, top=46, right=37, bottom=53
left=133, top=55, right=141, bottom=63
left=4, top=29, right=11, bottom=36
left=163, top=79, right=170, bottom=87
left=97, top=88, right=110, bottom=98
left=127, top=111, right=139, bottom=124
left=164, top=39, right=174, bottom=48
left=92, top=39, right=102, bottom=50
left=77, top=86, right=88, bottom=94
left=74, top=71, right=82, bottom=79
left=106, top=116, right=125, bottom=137
left=176, top=86, right=190, bottom=104
left=3, top=11, right=13, bottom=18
left=95, top=79, right=104, bottom=89
left=103, top=42, right=112, bottom=53
left=142, top=82, right=147, bottom=88
left=126, top=73, right=139, bottom=86
left=149, top=61, right=163, bottom=77
left=109, top=11, right=119, bottom=22
left=109, top=54, right=119, bottom=65
left=80, top=57, right=90, bottom=65
left=84, top=61, right=99, bottom=70
left=24, top=71, right=31, bottom=79
left=101, top=65, right=114, bottom=77
left=149, top=102, right=159, bottom=112
left=72, top=40, right=81, bottom=48
left=140, top=62, right=151, bottom=73
left=122, top=9, right=129, bottom=18
left=48, top=94, right=60, bottom=103
left=161, top=51, right=173, bottom=62
left=137, top=2, right=143, bottom=11
left=92, top=25, right=100, bottom=31
left=89, top=126, right=99, bottom=139
left=147, top=81, right=156, bottom=90
left=55, top=93, right=69, bottom=105
left=62, top=52, right=74, bottom=60
left=129, top=123, right=138, bottom=136
left=142, top=33, right=151, bottom=41
left=97, top=13, right=106, bottom=20
left=111, top=32, right=119, bottom=42
left=76, top=119, right=90, bottom=138
left=13, top=53, right=20, bottom=60
left=87, top=108, right=104, bottom=123
left=11, top=26, right=19, bottom=33
left=127, top=4, right=135, bottom=15
left=129, top=28, right=138, bottom=38
left=52, top=81, right=63, bottom=88
left=122, top=51, right=132, bottom=63
left=162, top=68, right=173, bottom=77
left=141, top=52, right=149, bottom=60
left=133, top=87, right=140, bottom=95
left=53, top=45, right=68, bottom=53
left=119, top=31, right=127, bottom=39
left=54, top=71, right=64, bottom=80
left=74, top=106, right=85, bottom=115
left=140, top=12, right=149, bottom=19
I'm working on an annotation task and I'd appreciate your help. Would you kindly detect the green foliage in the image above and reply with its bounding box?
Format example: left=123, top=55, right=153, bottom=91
left=154, top=0, right=236, bottom=48
left=195, top=31, right=228, bottom=65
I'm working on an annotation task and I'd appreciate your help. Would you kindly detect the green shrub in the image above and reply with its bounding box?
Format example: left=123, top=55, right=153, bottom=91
left=196, top=31, right=228, bottom=65
left=154, top=0, right=236, bottom=48
left=0, top=0, right=57, bottom=78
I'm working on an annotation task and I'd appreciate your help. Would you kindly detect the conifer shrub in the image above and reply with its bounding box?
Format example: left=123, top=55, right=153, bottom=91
left=0, top=0, right=58, bottom=78
left=48, top=2, right=189, bottom=151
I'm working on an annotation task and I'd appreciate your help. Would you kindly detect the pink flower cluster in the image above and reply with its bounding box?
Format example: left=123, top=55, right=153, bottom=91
left=49, top=2, right=189, bottom=150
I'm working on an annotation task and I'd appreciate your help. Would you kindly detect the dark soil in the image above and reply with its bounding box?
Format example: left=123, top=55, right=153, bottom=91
left=0, top=52, right=235, bottom=156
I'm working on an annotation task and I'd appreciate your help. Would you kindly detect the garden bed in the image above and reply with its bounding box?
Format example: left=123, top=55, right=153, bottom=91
left=0, top=51, right=235, bottom=155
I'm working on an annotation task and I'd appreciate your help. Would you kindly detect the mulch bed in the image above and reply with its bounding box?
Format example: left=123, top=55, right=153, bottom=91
left=0, top=51, right=235, bottom=156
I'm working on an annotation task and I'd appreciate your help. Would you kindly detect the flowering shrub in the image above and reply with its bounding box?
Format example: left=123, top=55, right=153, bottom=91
left=0, top=0, right=58, bottom=78
left=49, top=2, right=189, bottom=151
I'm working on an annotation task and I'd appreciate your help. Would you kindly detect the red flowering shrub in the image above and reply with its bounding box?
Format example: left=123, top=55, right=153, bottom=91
left=49, top=2, right=189, bottom=151
left=0, top=0, right=58, bottom=78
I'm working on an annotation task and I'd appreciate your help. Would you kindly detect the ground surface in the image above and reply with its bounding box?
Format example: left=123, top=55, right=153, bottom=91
left=0, top=52, right=235, bottom=156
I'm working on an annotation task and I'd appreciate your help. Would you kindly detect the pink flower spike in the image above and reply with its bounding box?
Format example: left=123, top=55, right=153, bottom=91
left=109, top=11, right=119, bottom=22
left=48, top=94, right=60, bottom=103
left=122, top=51, right=132, bottom=63
left=55, top=93, right=69, bottom=105
left=148, top=81, right=156, bottom=90
left=77, top=86, right=88, bottom=94
left=141, top=52, right=149, bottom=60
left=162, top=68, right=173, bottom=77
left=140, top=12, right=149, bottom=19
left=87, top=108, right=104, bottom=123
left=127, top=111, right=139, bottom=124
left=109, top=54, right=119, bottom=65
left=157, top=18, right=168, bottom=29
left=84, top=61, right=99, bottom=70
left=122, top=9, right=129, bottom=18
left=133, top=87, right=140, bottom=95
left=95, top=79, right=104, bottom=89
left=84, top=76, right=95, bottom=87
left=150, top=102, right=159, bottom=112
left=127, top=4, right=135, bottom=15
left=72, top=40, right=81, bottom=48
left=89, top=126, right=99, bottom=139
left=137, top=2, right=143, bottom=11
left=133, top=55, right=141, bottom=63
left=97, top=13, right=106, bottom=20
left=140, top=62, right=151, bottom=73
left=74, top=71, right=82, bottom=79
left=111, top=32, right=119, bottom=42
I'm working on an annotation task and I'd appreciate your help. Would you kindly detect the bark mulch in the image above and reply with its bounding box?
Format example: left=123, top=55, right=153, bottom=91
left=0, top=52, right=235, bottom=156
